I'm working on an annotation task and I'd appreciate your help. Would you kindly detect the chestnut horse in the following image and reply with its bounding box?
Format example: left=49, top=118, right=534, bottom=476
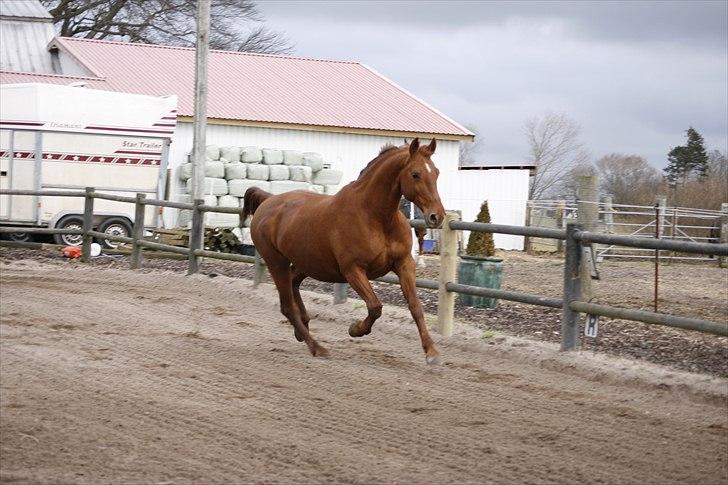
left=243, top=138, right=445, bottom=364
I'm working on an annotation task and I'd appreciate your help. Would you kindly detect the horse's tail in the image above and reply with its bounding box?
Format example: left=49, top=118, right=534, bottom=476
left=242, top=187, right=273, bottom=219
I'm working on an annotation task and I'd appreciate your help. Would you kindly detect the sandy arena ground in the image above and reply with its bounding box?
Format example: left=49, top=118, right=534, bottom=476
left=1, top=259, right=727, bottom=484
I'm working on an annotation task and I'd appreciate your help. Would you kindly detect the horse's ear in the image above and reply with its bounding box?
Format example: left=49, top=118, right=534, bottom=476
left=427, top=138, right=437, bottom=154
left=409, top=138, right=420, bottom=157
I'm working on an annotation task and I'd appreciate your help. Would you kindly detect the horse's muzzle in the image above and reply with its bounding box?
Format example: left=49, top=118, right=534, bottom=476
left=426, top=212, right=444, bottom=228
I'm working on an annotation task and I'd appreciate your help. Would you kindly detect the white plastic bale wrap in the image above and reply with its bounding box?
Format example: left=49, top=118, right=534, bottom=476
left=268, top=164, right=290, bottom=181
left=302, top=152, right=324, bottom=172
left=228, top=179, right=271, bottom=197
left=312, top=169, right=343, bottom=185
left=220, top=146, right=241, bottom=162
left=204, top=161, right=225, bottom=178
left=246, top=163, right=270, bottom=181
left=178, top=162, right=193, bottom=180
left=289, top=165, right=313, bottom=182
left=186, top=177, right=228, bottom=195
left=310, top=184, right=325, bottom=194
left=324, top=185, right=339, bottom=195
left=233, top=227, right=253, bottom=245
left=206, top=195, right=240, bottom=227
left=175, top=194, right=193, bottom=227
left=206, top=145, right=220, bottom=160
left=270, top=180, right=311, bottom=195
left=241, top=146, right=263, bottom=163
left=262, top=148, right=284, bottom=165
left=283, top=150, right=303, bottom=166
left=225, top=162, right=247, bottom=180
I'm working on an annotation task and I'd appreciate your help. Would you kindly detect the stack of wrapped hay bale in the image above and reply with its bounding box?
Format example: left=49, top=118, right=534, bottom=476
left=176, top=145, right=343, bottom=243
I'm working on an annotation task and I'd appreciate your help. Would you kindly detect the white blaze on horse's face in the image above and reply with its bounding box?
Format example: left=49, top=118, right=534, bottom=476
left=401, top=138, right=446, bottom=228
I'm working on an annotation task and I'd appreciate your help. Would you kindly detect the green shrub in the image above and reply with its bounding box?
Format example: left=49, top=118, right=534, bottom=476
left=465, top=200, right=496, bottom=257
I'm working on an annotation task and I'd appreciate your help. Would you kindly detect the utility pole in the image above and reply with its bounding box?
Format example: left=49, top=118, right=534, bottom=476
left=191, top=0, right=210, bottom=200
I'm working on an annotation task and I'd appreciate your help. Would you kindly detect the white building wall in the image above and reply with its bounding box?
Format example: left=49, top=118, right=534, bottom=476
left=56, top=49, right=94, bottom=77
left=167, top=122, right=529, bottom=250
left=442, top=169, right=530, bottom=250
left=0, top=18, right=55, bottom=73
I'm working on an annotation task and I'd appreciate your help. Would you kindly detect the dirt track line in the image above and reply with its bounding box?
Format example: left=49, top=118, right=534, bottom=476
left=2, top=263, right=727, bottom=484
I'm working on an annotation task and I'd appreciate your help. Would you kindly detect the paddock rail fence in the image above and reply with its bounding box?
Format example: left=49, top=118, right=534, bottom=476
left=1, top=188, right=727, bottom=351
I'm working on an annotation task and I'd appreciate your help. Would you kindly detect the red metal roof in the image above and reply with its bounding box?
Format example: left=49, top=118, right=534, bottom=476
left=2, top=37, right=472, bottom=138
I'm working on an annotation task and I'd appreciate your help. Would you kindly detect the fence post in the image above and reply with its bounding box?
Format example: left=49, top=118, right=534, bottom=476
left=561, top=223, right=582, bottom=351
left=523, top=201, right=532, bottom=253
left=333, top=283, right=348, bottom=304
left=603, top=196, right=613, bottom=233
left=654, top=203, right=661, bottom=312
left=556, top=199, right=566, bottom=253
left=656, top=196, right=667, bottom=238
left=437, top=211, right=459, bottom=337
left=720, top=203, right=728, bottom=268
left=81, top=187, right=94, bottom=263
left=577, top=175, right=599, bottom=300
left=253, top=250, right=266, bottom=287
left=130, top=193, right=146, bottom=269
left=187, top=198, right=204, bottom=275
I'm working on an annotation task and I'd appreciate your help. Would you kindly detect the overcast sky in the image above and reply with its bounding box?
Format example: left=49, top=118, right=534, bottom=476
left=257, top=0, right=727, bottom=168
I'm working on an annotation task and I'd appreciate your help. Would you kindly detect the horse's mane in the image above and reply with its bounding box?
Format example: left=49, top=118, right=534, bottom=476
left=356, top=144, right=403, bottom=180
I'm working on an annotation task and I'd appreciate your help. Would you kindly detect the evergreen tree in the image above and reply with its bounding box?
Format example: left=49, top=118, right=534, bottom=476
left=685, top=127, right=709, bottom=178
left=664, top=126, right=709, bottom=183
left=465, top=201, right=496, bottom=257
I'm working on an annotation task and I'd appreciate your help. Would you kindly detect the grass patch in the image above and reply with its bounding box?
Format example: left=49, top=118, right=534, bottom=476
left=481, top=329, right=496, bottom=339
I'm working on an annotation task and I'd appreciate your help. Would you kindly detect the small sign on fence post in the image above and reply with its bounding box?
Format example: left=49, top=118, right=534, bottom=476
left=585, top=314, right=599, bottom=338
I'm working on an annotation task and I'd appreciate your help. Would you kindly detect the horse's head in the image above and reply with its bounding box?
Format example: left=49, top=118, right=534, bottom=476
left=400, top=138, right=446, bottom=228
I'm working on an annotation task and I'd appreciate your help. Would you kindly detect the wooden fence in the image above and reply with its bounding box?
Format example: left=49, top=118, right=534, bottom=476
left=1, top=188, right=727, bottom=351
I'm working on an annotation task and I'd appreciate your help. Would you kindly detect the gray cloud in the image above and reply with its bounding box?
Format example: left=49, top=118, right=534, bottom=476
left=258, top=1, right=728, bottom=167
left=260, top=1, right=727, bottom=47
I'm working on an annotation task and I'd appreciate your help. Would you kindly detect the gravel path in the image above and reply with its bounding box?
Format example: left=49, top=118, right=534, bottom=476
left=1, top=247, right=727, bottom=376
left=1, top=258, right=726, bottom=484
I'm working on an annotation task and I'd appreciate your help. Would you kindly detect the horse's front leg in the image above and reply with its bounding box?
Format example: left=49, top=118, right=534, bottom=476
left=342, top=267, right=382, bottom=337
left=394, top=256, right=440, bottom=365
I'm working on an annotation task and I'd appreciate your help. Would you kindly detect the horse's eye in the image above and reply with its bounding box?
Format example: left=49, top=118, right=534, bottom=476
left=412, top=172, right=420, bottom=180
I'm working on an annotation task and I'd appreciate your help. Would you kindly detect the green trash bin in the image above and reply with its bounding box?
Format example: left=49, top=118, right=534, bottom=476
left=457, top=255, right=504, bottom=308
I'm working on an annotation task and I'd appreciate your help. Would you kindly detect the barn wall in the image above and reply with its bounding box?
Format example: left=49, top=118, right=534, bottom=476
left=442, top=169, right=530, bottom=251
left=167, top=122, right=529, bottom=250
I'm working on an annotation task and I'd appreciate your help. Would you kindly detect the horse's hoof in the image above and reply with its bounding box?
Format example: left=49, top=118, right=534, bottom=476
left=294, top=329, right=305, bottom=342
left=425, top=353, right=441, bottom=366
left=348, top=321, right=370, bottom=338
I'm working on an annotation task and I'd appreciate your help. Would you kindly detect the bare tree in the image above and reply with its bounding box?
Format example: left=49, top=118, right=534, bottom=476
left=524, top=112, right=590, bottom=200
left=556, top=162, right=597, bottom=200
left=595, top=153, right=662, bottom=205
left=458, top=124, right=483, bottom=167
left=41, top=0, right=293, bottom=54
left=707, top=149, right=728, bottom=180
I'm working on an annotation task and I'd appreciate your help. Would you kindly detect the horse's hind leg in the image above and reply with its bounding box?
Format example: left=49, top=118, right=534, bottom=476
left=267, top=260, right=328, bottom=358
left=291, top=268, right=309, bottom=342
left=343, top=267, right=382, bottom=338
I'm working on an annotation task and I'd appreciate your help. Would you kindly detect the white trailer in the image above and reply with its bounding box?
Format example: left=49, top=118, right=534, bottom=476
left=0, top=83, right=176, bottom=247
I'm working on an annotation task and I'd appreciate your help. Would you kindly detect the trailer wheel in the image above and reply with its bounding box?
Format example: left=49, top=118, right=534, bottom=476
left=0, top=231, right=32, bottom=243
left=98, top=217, right=132, bottom=249
left=53, top=216, right=85, bottom=246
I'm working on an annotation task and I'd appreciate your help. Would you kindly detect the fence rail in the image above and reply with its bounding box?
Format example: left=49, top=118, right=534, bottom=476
left=526, top=198, right=726, bottom=262
left=2, top=188, right=727, bottom=350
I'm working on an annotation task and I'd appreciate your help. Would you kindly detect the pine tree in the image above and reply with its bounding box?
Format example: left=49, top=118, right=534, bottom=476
left=664, top=126, right=709, bottom=183
left=665, top=145, right=690, bottom=184
left=685, top=127, right=708, bottom=178
left=465, top=201, right=496, bottom=257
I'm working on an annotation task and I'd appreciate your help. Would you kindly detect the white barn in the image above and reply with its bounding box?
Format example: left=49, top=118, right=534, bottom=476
left=1, top=5, right=531, bottom=249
